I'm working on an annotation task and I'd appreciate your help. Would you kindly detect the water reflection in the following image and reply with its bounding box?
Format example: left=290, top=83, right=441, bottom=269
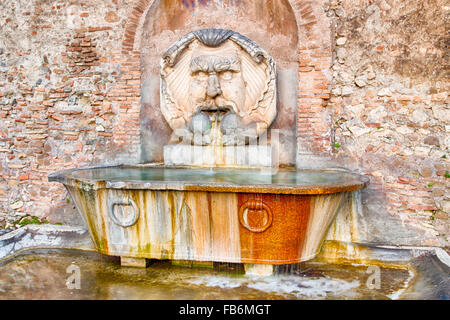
left=0, top=250, right=413, bottom=300
left=67, top=166, right=365, bottom=188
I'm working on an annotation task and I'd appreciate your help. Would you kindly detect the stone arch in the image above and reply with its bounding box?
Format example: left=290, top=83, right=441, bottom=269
left=121, top=0, right=153, bottom=54
left=122, top=0, right=331, bottom=55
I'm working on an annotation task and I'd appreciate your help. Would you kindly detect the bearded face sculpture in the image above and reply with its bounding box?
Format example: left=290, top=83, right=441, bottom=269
left=160, top=29, right=276, bottom=146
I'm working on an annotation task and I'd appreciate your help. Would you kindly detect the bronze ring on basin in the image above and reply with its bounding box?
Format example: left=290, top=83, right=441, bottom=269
left=108, top=199, right=140, bottom=228
left=239, top=200, right=273, bottom=233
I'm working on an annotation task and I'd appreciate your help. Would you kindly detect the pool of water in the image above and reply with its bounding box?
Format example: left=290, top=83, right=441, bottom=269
left=49, top=166, right=368, bottom=193
left=0, top=249, right=417, bottom=300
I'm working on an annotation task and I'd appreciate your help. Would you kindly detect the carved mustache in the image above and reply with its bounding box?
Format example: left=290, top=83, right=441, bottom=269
left=199, top=105, right=232, bottom=113
left=194, top=96, right=239, bottom=114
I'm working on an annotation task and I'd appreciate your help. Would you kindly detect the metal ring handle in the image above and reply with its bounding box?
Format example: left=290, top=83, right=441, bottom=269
left=239, top=201, right=273, bottom=233
left=108, top=199, right=140, bottom=228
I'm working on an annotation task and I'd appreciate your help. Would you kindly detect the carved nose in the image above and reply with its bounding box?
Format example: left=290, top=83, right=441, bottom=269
left=206, top=73, right=222, bottom=98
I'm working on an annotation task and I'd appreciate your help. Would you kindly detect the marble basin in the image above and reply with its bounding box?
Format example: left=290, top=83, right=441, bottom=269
left=48, top=165, right=368, bottom=266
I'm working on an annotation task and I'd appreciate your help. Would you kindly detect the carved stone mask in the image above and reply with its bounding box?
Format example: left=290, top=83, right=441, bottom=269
left=160, top=29, right=276, bottom=145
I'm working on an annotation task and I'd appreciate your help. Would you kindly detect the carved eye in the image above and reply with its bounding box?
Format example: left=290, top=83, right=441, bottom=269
left=220, top=71, right=233, bottom=80
left=195, top=71, right=208, bottom=81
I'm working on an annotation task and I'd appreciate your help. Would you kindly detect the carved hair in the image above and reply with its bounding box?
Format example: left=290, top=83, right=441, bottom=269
left=163, top=28, right=270, bottom=66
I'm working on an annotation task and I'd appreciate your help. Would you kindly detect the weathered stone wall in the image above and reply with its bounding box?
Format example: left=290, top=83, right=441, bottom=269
left=326, top=0, right=449, bottom=246
left=0, top=0, right=448, bottom=248
left=0, top=0, right=142, bottom=226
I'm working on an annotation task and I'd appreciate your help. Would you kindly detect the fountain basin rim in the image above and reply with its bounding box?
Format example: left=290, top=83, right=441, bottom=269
left=48, top=164, right=369, bottom=195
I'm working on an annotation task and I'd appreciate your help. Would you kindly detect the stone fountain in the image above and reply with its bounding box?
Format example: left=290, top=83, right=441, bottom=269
left=49, top=29, right=368, bottom=275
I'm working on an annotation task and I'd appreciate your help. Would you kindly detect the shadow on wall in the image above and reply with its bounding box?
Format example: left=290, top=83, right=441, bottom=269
left=47, top=201, right=87, bottom=228
left=324, top=152, right=439, bottom=247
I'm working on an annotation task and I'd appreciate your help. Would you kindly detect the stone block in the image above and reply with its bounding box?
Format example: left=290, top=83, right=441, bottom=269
left=164, top=145, right=272, bottom=167
left=120, top=257, right=148, bottom=268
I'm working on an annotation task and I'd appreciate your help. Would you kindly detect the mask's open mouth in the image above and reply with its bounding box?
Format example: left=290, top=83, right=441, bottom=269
left=199, top=105, right=232, bottom=117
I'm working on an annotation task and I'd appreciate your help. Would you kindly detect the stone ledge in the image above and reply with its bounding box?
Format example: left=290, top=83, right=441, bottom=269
left=0, top=225, right=94, bottom=261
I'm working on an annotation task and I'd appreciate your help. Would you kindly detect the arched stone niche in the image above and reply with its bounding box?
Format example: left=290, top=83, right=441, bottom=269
left=139, top=0, right=299, bottom=165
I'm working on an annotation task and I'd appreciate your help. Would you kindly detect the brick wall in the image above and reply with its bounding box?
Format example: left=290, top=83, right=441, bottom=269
left=0, top=0, right=141, bottom=226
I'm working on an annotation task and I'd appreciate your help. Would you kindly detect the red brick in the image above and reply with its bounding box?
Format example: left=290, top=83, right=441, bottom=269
left=19, top=174, right=29, bottom=181
left=98, top=132, right=113, bottom=137
left=408, top=205, right=438, bottom=211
